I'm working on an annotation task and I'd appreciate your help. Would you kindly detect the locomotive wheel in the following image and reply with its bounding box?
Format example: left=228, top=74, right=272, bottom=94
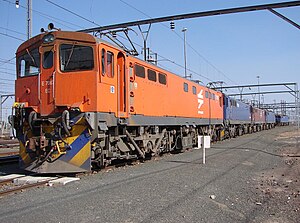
left=146, top=141, right=153, bottom=152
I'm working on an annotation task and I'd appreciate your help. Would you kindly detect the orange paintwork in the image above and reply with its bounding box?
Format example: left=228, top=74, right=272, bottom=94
left=15, top=76, right=39, bottom=112
left=126, top=59, right=223, bottom=120
left=15, top=30, right=223, bottom=121
left=16, top=31, right=98, bottom=116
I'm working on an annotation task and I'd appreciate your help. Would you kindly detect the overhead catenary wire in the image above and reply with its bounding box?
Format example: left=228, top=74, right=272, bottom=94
left=0, top=31, right=25, bottom=41
left=45, top=0, right=101, bottom=26
left=0, top=57, right=16, bottom=67
left=156, top=53, right=214, bottom=82
left=0, top=70, right=16, bottom=77
left=0, top=77, right=15, bottom=82
left=0, top=83, right=14, bottom=86
left=0, top=26, right=26, bottom=36
left=2, top=0, right=83, bottom=30
left=118, top=0, right=237, bottom=85
left=0, top=67, right=16, bottom=72
left=37, top=0, right=211, bottom=81
left=1, top=0, right=235, bottom=86
left=0, top=0, right=227, bottom=84
left=3, top=0, right=213, bottom=82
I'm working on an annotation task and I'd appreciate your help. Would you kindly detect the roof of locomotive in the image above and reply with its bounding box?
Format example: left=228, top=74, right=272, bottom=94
left=16, top=31, right=97, bottom=54
left=15, top=30, right=221, bottom=94
left=93, top=34, right=224, bottom=95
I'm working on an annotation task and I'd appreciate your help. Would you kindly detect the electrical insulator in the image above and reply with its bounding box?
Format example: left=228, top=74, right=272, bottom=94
left=112, top=31, right=117, bottom=38
left=170, top=21, right=175, bottom=30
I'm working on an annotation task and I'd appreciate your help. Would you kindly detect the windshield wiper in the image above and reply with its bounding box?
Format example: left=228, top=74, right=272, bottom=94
left=26, top=48, right=38, bottom=67
left=65, top=44, right=75, bottom=69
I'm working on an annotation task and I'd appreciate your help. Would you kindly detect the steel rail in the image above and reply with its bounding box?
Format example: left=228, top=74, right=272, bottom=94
left=0, top=155, right=19, bottom=164
left=0, top=143, right=20, bottom=149
left=0, top=175, right=24, bottom=186
left=0, top=179, right=54, bottom=196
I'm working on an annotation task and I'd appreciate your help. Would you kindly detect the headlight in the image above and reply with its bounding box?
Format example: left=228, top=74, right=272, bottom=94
left=43, top=34, right=55, bottom=43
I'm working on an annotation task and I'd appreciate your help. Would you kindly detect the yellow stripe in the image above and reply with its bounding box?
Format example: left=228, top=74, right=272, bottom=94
left=63, top=127, right=86, bottom=146
left=19, top=142, right=31, bottom=164
left=69, top=141, right=91, bottom=166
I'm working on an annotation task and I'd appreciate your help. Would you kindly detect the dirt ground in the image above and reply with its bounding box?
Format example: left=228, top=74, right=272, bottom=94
left=253, top=129, right=300, bottom=223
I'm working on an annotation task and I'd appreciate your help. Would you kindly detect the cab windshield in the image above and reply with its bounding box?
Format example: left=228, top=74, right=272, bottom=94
left=17, top=48, right=40, bottom=77
left=60, top=44, right=94, bottom=72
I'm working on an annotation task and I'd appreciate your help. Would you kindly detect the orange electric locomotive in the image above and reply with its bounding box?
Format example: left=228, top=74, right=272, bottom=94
left=11, top=29, right=223, bottom=173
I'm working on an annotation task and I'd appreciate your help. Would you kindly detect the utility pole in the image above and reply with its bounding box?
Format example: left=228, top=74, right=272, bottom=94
left=16, top=0, right=32, bottom=39
left=182, top=28, right=187, bottom=78
left=27, top=0, right=32, bottom=39
left=257, top=75, right=260, bottom=107
left=294, top=83, right=299, bottom=148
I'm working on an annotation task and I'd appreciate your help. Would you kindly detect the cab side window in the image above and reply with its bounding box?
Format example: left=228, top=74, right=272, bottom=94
left=107, top=51, right=114, bottom=78
left=147, top=69, right=157, bottom=82
left=158, top=73, right=167, bottom=85
left=184, top=83, right=188, bottom=92
left=43, top=51, right=53, bottom=69
left=101, top=49, right=114, bottom=78
left=135, top=64, right=145, bottom=78
left=101, top=49, right=106, bottom=75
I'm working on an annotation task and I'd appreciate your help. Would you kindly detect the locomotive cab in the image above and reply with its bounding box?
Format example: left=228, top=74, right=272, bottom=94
left=16, top=31, right=97, bottom=116
left=13, top=31, right=98, bottom=173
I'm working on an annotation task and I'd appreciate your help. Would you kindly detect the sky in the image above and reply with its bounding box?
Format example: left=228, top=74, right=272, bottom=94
left=0, top=0, right=299, bottom=120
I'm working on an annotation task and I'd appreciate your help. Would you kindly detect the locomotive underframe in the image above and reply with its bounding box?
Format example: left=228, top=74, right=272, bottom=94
left=12, top=106, right=226, bottom=173
left=85, top=112, right=224, bottom=169
left=12, top=106, right=276, bottom=173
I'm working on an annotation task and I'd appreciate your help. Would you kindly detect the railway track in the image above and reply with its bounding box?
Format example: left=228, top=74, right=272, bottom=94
left=0, top=141, right=20, bottom=165
left=0, top=143, right=19, bottom=149
left=0, top=178, right=55, bottom=196
left=0, top=173, right=80, bottom=196
left=0, top=154, right=19, bottom=165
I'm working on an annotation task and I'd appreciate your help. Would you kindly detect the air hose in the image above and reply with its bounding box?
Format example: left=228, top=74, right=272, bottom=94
left=62, top=110, right=71, bottom=136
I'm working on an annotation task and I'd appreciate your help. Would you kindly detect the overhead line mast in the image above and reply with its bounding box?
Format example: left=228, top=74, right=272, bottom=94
left=79, top=1, right=300, bottom=33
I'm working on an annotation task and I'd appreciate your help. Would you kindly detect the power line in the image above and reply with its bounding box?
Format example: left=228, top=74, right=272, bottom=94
left=0, top=77, right=15, bottom=82
left=0, top=57, right=16, bottom=66
left=113, top=32, right=213, bottom=82
left=156, top=54, right=214, bottom=82
left=0, top=26, right=26, bottom=36
left=0, top=60, right=14, bottom=66
left=41, top=0, right=203, bottom=82
left=118, top=0, right=237, bottom=85
left=83, top=1, right=300, bottom=32
left=0, top=83, right=14, bottom=86
left=119, top=0, right=149, bottom=18
left=0, top=31, right=25, bottom=41
left=0, top=70, right=16, bottom=76
left=9, top=0, right=212, bottom=82
left=45, top=0, right=100, bottom=26
left=42, top=0, right=203, bottom=81
left=0, top=67, right=16, bottom=72
left=2, top=0, right=83, bottom=30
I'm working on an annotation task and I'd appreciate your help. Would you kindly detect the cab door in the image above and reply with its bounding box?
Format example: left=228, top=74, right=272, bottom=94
left=117, top=52, right=128, bottom=118
left=39, top=45, right=55, bottom=116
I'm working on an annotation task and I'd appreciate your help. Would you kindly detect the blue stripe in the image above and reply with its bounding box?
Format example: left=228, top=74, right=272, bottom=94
left=70, top=115, right=84, bottom=127
left=60, top=129, right=90, bottom=162
left=80, top=157, right=91, bottom=171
